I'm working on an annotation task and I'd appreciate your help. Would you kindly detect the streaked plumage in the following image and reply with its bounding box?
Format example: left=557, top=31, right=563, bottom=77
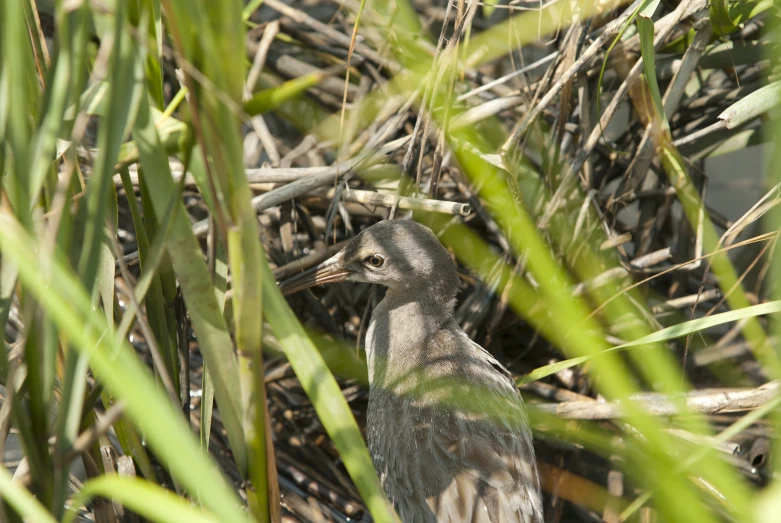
left=280, top=220, right=543, bottom=523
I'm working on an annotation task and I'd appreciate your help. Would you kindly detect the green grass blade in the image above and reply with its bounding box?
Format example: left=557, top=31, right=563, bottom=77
left=136, top=0, right=165, bottom=109
left=76, top=2, right=143, bottom=286
left=161, top=1, right=274, bottom=511
left=65, top=476, right=222, bottom=523
left=521, top=300, right=781, bottom=383
left=0, top=464, right=57, bottom=523
left=718, top=80, right=781, bottom=130
left=1, top=0, right=37, bottom=228
left=637, top=2, right=669, bottom=133
left=120, top=168, right=178, bottom=388
left=262, top=260, right=398, bottom=523
left=659, top=143, right=781, bottom=378
left=244, top=72, right=329, bottom=116
left=708, top=0, right=734, bottom=35
left=28, top=4, right=88, bottom=202
left=464, top=0, right=635, bottom=67
left=202, top=222, right=227, bottom=452
left=0, top=213, right=248, bottom=523
left=242, top=0, right=264, bottom=21
left=53, top=350, right=91, bottom=516
left=709, top=0, right=772, bottom=36
left=132, top=96, right=248, bottom=475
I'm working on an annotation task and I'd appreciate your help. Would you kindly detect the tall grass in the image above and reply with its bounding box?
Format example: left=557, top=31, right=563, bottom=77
left=0, top=0, right=778, bottom=521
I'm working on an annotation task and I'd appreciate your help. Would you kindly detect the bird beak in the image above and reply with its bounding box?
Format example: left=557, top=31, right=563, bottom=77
left=278, top=253, right=354, bottom=296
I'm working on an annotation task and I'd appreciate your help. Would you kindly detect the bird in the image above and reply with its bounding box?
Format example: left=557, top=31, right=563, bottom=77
left=279, top=219, right=543, bottom=523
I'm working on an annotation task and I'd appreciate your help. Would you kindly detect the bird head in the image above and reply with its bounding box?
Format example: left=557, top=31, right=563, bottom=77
left=279, top=220, right=460, bottom=299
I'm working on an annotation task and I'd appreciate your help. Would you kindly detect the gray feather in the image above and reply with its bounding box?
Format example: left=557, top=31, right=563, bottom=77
left=353, top=221, right=543, bottom=523
left=284, top=220, right=543, bottom=522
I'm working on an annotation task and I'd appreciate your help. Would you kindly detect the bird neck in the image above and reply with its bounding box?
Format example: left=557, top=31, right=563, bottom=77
left=365, top=287, right=455, bottom=388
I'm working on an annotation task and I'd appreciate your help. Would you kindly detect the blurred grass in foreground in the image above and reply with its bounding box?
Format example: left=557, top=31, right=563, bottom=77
left=0, top=0, right=779, bottom=521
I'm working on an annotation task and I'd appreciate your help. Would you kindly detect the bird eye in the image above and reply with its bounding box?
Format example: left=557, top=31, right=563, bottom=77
left=365, top=254, right=385, bottom=268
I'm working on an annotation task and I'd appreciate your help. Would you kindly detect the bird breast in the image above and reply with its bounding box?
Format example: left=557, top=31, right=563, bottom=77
left=364, top=321, right=544, bottom=523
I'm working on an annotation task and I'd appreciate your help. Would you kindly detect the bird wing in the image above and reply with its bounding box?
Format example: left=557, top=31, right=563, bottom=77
left=370, top=325, right=543, bottom=523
